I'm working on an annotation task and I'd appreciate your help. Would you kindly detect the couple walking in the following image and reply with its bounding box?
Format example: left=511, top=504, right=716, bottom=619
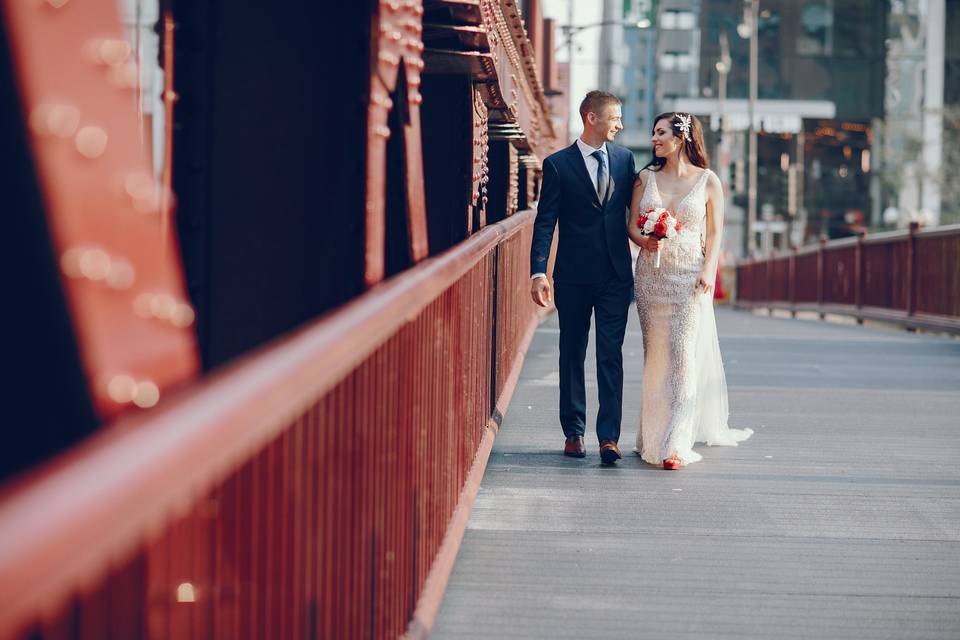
left=530, top=91, right=752, bottom=469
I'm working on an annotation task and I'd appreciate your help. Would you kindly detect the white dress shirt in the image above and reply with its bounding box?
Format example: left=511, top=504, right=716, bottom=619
left=532, top=139, right=609, bottom=281
left=576, top=137, right=608, bottom=195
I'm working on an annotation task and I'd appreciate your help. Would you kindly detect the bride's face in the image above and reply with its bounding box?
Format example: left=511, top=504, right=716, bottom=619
left=651, top=119, right=681, bottom=158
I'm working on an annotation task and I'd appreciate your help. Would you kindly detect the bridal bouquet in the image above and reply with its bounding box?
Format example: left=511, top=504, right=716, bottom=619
left=637, top=208, right=682, bottom=268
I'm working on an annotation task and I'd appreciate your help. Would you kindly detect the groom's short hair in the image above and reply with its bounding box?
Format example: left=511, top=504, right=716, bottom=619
left=579, top=91, right=621, bottom=120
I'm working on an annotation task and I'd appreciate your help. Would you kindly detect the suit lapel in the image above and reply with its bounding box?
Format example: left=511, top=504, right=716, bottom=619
left=565, top=143, right=602, bottom=208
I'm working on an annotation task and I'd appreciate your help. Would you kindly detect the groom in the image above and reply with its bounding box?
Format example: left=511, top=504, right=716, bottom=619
left=530, top=90, right=637, bottom=464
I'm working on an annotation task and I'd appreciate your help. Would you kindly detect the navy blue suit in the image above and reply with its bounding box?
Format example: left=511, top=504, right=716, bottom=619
left=531, top=142, right=637, bottom=444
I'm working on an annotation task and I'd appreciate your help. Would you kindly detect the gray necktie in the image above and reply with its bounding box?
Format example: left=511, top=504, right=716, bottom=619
left=592, top=149, right=608, bottom=202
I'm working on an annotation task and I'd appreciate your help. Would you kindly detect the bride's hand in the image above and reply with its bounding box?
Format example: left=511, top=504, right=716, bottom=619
left=696, top=271, right=714, bottom=295
left=641, top=236, right=661, bottom=252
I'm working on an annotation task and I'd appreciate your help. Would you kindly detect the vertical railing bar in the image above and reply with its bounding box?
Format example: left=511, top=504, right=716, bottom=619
left=789, top=246, right=797, bottom=317
left=855, top=230, right=864, bottom=324
left=489, top=245, right=500, bottom=418
left=907, top=221, right=919, bottom=319
left=817, top=235, right=826, bottom=319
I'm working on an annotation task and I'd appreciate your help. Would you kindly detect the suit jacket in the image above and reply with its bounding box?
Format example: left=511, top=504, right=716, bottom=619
left=530, top=142, right=637, bottom=284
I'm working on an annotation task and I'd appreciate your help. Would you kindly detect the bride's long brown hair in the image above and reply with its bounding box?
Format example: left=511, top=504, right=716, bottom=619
left=642, top=112, right=710, bottom=171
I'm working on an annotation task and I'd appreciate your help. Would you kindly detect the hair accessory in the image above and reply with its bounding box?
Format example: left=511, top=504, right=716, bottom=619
left=675, top=113, right=692, bottom=142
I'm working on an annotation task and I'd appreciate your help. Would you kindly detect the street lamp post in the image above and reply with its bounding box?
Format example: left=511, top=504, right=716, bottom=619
left=556, top=16, right=655, bottom=143
left=556, top=19, right=653, bottom=53
left=743, top=0, right=759, bottom=256
left=715, top=31, right=731, bottom=190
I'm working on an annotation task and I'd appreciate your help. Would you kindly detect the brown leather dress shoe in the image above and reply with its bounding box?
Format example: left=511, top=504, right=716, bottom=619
left=564, top=436, right=586, bottom=458
left=599, top=440, right=622, bottom=464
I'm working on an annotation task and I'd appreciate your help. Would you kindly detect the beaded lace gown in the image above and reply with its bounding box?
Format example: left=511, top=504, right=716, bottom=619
left=633, top=168, right=753, bottom=466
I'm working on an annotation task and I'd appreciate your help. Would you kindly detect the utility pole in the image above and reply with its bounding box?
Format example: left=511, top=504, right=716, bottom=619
left=922, top=0, right=945, bottom=226
left=716, top=30, right=731, bottom=190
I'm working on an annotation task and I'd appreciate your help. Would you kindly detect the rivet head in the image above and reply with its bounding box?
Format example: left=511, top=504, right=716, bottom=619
left=133, top=293, right=154, bottom=318
left=124, top=173, right=161, bottom=214
left=150, top=294, right=178, bottom=320
left=84, top=39, right=131, bottom=65
left=107, top=376, right=160, bottom=408
left=172, top=303, right=196, bottom=328
left=100, top=39, right=131, bottom=65
left=125, top=172, right=153, bottom=203
left=62, top=245, right=136, bottom=289
left=78, top=248, right=111, bottom=281
left=106, top=260, right=136, bottom=290
left=109, top=62, right=140, bottom=90
left=107, top=375, right=138, bottom=403
left=30, top=104, right=80, bottom=138
left=133, top=293, right=194, bottom=328
left=75, top=126, right=108, bottom=158
left=60, top=247, right=85, bottom=278
left=133, top=381, right=160, bottom=408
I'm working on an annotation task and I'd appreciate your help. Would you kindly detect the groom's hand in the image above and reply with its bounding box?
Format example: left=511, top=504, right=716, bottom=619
left=531, top=276, right=552, bottom=307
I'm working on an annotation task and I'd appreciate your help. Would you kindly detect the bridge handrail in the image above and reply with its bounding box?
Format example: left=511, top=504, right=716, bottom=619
left=0, top=209, right=536, bottom=637
left=735, top=223, right=960, bottom=333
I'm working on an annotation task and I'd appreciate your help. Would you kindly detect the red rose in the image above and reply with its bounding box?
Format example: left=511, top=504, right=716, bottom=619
left=675, top=220, right=683, bottom=232
left=645, top=208, right=655, bottom=214
left=658, top=211, right=670, bottom=224
left=637, top=215, right=648, bottom=228
left=653, top=222, right=668, bottom=237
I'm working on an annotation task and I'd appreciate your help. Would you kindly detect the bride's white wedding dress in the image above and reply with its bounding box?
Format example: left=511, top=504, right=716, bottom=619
left=633, top=168, right=752, bottom=466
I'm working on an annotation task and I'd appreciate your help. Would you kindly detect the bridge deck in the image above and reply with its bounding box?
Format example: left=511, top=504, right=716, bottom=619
left=433, top=308, right=960, bottom=639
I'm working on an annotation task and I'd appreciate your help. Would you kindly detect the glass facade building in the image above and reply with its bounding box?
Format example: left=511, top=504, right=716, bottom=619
left=696, top=0, right=887, bottom=245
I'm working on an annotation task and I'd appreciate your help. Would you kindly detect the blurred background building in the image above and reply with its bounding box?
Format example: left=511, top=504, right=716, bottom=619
left=122, top=0, right=960, bottom=261
left=542, top=0, right=957, bottom=260
left=117, top=0, right=165, bottom=181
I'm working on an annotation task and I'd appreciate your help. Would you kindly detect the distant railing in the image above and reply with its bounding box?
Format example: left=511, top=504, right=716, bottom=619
left=736, top=222, right=960, bottom=333
left=0, top=211, right=544, bottom=640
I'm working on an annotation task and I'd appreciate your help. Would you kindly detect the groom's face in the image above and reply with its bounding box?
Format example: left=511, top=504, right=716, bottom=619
left=588, top=104, right=623, bottom=142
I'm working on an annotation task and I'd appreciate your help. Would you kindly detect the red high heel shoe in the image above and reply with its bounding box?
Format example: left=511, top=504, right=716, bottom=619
left=662, top=456, right=682, bottom=470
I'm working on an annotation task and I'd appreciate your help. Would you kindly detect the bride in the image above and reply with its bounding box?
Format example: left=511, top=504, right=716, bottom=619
left=627, top=112, right=752, bottom=469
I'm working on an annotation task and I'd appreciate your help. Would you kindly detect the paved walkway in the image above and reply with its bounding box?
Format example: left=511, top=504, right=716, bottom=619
left=433, top=307, right=960, bottom=639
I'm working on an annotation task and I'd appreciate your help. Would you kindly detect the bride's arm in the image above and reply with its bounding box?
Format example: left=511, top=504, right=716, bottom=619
left=627, top=171, right=652, bottom=249
left=699, top=172, right=725, bottom=293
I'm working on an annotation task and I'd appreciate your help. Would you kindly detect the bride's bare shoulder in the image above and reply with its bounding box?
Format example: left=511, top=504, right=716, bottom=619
left=633, top=167, right=654, bottom=189
left=704, top=168, right=723, bottom=190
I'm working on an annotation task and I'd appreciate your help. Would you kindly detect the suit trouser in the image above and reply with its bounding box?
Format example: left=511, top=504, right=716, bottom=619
left=554, top=277, right=633, bottom=443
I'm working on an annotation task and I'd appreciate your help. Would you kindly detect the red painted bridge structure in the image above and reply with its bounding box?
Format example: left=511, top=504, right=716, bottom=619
left=0, top=1, right=561, bottom=638
left=3, top=2, right=959, bottom=640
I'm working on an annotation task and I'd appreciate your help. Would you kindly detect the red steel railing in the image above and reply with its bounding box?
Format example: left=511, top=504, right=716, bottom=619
left=0, top=211, right=544, bottom=640
left=736, top=222, right=960, bottom=333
